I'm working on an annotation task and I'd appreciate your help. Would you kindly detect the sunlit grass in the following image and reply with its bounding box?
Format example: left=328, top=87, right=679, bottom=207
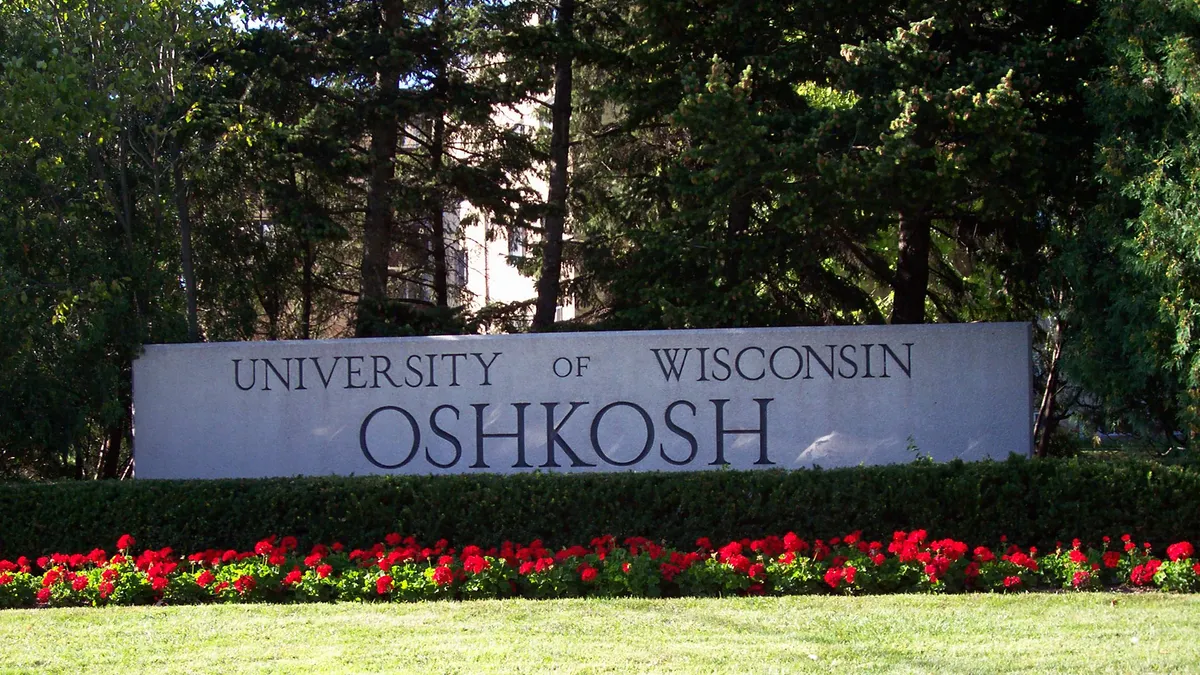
left=0, top=594, right=1195, bottom=673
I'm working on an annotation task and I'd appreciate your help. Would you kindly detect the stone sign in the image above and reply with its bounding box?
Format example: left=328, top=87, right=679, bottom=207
left=132, top=323, right=1032, bottom=479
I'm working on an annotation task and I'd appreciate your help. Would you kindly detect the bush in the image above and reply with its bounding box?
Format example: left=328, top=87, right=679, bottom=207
left=1, top=455, right=1198, bottom=557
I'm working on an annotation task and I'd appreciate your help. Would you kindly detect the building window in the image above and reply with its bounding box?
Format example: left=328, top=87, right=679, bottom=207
left=508, top=226, right=528, bottom=258
left=454, top=247, right=468, bottom=286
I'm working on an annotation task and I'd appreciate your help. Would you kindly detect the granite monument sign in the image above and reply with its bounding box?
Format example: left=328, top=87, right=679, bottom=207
left=132, top=323, right=1031, bottom=478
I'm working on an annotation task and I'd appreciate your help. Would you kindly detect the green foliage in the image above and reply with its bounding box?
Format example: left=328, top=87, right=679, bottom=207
left=2, top=456, right=1199, bottom=557
left=0, top=0, right=221, bottom=478
left=1065, top=0, right=1200, bottom=443
left=3, top=0, right=1200, bottom=481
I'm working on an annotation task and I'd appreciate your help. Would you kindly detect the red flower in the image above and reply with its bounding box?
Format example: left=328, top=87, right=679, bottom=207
left=196, top=570, right=215, bottom=588
left=36, top=588, right=51, bottom=604
left=283, top=569, right=304, bottom=587
left=695, top=537, right=712, bottom=551
left=716, top=542, right=742, bottom=562
left=268, top=552, right=287, bottom=567
left=462, top=555, right=490, bottom=574
left=872, top=554, right=885, bottom=566
left=213, top=581, right=229, bottom=593
left=71, top=576, right=88, bottom=592
left=1103, top=551, right=1121, bottom=569
left=579, top=565, right=598, bottom=582
left=725, top=554, right=751, bottom=574
left=1167, top=542, right=1194, bottom=562
left=317, top=564, right=333, bottom=579
left=233, top=574, right=256, bottom=594
left=280, top=536, right=298, bottom=551
left=41, top=569, right=60, bottom=587
left=102, top=568, right=119, bottom=582
left=304, top=553, right=324, bottom=567
left=823, top=567, right=844, bottom=589
left=99, top=581, right=114, bottom=599
left=748, top=563, right=766, bottom=579
left=385, top=533, right=403, bottom=547
left=782, top=532, right=808, bottom=554
left=813, top=541, right=830, bottom=562
left=1193, top=563, right=1200, bottom=576
left=1006, top=552, right=1038, bottom=572
left=1069, top=550, right=1089, bottom=565
left=1130, top=560, right=1161, bottom=586
left=376, top=575, right=393, bottom=595
left=1071, top=571, right=1090, bottom=589
left=0, top=573, right=11, bottom=586
left=151, top=576, right=169, bottom=591
left=844, top=566, right=857, bottom=584
left=659, top=563, right=680, bottom=582
left=432, top=565, right=454, bottom=586
left=621, top=562, right=632, bottom=574
left=519, top=562, right=536, bottom=575
left=1003, top=576, right=1021, bottom=589
left=555, top=545, right=590, bottom=561
left=117, top=535, right=136, bottom=552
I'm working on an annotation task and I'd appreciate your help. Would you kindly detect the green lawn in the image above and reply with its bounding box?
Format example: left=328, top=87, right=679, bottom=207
left=0, top=594, right=1195, bottom=673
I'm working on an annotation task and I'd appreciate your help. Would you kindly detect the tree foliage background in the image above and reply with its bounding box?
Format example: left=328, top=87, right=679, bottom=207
left=0, top=0, right=1196, bottom=478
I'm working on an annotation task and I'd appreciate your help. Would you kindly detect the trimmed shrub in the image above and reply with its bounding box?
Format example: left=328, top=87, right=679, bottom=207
left=0, top=455, right=1196, bottom=556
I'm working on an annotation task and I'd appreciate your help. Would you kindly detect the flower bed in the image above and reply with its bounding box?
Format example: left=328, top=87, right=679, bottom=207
left=1, top=530, right=1198, bottom=608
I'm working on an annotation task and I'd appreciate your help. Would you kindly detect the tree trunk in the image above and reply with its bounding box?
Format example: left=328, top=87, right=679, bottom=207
left=890, top=208, right=932, bottom=324
left=302, top=237, right=314, bottom=340
left=723, top=191, right=753, bottom=291
left=356, top=0, right=405, bottom=337
left=532, top=0, right=576, bottom=331
left=172, top=139, right=200, bottom=341
left=1034, top=320, right=1064, bottom=458
left=430, top=193, right=449, bottom=306
left=429, top=9, right=450, bottom=308
left=97, top=421, right=124, bottom=479
left=117, top=128, right=152, bottom=320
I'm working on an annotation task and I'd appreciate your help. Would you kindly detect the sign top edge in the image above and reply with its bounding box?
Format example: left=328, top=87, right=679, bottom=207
left=137, top=321, right=1031, bottom=353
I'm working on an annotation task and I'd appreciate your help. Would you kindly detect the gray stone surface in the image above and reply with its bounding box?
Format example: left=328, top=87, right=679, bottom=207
left=132, top=323, right=1032, bottom=478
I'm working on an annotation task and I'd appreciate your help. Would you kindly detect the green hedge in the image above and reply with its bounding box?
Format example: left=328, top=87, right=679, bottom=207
left=0, top=456, right=1196, bottom=557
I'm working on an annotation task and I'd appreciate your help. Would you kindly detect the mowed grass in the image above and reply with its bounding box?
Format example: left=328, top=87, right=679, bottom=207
left=0, top=594, right=1196, bottom=674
